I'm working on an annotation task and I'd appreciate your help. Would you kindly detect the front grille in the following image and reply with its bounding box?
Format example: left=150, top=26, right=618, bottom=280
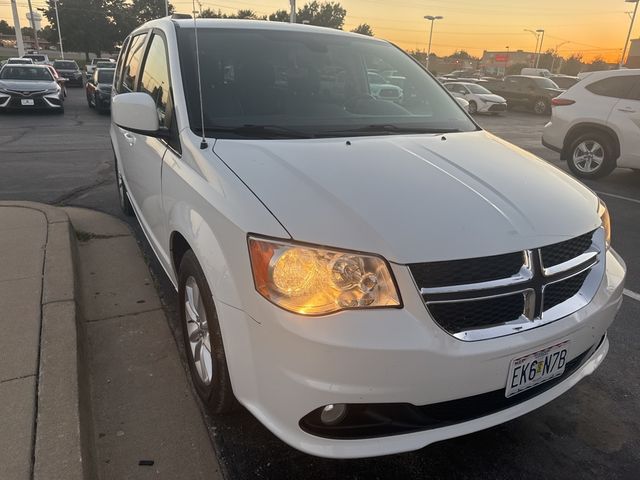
left=489, top=103, right=507, bottom=111
left=409, top=252, right=523, bottom=288
left=428, top=294, right=525, bottom=333
left=541, top=230, right=594, bottom=268
left=412, top=230, right=603, bottom=340
left=543, top=269, right=590, bottom=311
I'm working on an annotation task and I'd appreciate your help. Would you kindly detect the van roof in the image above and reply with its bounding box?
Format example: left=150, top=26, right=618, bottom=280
left=138, top=17, right=387, bottom=43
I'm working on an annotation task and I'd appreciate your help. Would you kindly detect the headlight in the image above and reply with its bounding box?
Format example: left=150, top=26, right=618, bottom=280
left=248, top=236, right=401, bottom=315
left=44, top=87, right=59, bottom=94
left=598, top=200, right=611, bottom=248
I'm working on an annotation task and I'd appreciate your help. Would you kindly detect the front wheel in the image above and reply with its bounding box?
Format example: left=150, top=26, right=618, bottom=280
left=567, top=132, right=616, bottom=179
left=533, top=97, right=550, bottom=115
left=178, top=250, right=238, bottom=414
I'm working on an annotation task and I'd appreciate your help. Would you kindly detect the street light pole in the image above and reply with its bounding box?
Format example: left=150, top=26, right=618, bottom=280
left=27, top=0, right=40, bottom=50
left=424, top=15, right=443, bottom=71
left=53, top=0, right=64, bottom=59
left=621, top=0, right=639, bottom=67
left=535, top=29, right=545, bottom=68
left=10, top=0, right=25, bottom=57
left=165, top=0, right=169, bottom=16
left=524, top=29, right=541, bottom=67
left=290, top=0, right=296, bottom=23
left=551, top=41, right=569, bottom=73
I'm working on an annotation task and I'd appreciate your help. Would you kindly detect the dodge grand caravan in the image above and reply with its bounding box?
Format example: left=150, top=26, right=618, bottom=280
left=110, top=17, right=625, bottom=459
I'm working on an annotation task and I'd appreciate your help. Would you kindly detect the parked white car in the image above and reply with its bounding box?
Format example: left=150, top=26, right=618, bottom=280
left=111, top=17, right=625, bottom=459
left=5, top=57, right=35, bottom=65
left=86, top=57, right=115, bottom=77
left=22, top=53, right=50, bottom=65
left=367, top=72, right=403, bottom=102
left=521, top=68, right=552, bottom=78
left=542, top=69, right=640, bottom=178
left=445, top=81, right=507, bottom=114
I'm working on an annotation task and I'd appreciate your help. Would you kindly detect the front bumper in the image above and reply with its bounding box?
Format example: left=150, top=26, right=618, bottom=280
left=0, top=93, right=63, bottom=110
left=478, top=102, right=507, bottom=113
left=217, top=249, right=625, bottom=458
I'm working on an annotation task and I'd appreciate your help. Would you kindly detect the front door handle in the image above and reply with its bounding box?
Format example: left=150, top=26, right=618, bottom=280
left=123, top=131, right=136, bottom=146
left=618, top=106, right=636, bottom=113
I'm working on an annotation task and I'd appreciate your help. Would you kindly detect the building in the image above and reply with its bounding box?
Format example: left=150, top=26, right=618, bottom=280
left=627, top=38, right=640, bottom=68
left=481, top=50, right=536, bottom=76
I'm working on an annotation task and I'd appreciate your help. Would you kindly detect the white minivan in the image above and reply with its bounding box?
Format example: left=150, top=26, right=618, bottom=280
left=110, top=17, right=625, bottom=459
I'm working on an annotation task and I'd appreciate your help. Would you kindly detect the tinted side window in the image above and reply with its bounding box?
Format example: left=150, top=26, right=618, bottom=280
left=629, top=80, right=640, bottom=101
left=586, top=76, right=640, bottom=99
left=121, top=33, right=147, bottom=92
left=139, top=33, right=171, bottom=128
left=114, top=36, right=130, bottom=93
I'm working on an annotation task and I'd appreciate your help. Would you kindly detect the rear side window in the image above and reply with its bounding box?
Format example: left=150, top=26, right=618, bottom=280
left=121, top=33, right=148, bottom=92
left=586, top=76, right=640, bottom=99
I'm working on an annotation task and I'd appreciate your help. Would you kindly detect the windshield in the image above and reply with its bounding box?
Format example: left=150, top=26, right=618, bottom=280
left=466, top=84, right=491, bottom=94
left=532, top=77, right=560, bottom=89
left=53, top=61, right=78, bottom=70
left=98, top=70, right=114, bottom=84
left=93, top=58, right=110, bottom=65
left=177, top=28, right=476, bottom=138
left=0, top=66, right=53, bottom=81
left=8, top=59, right=32, bottom=64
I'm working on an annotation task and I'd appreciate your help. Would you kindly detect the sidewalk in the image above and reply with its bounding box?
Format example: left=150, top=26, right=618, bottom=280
left=0, top=203, right=222, bottom=479
left=0, top=202, right=86, bottom=480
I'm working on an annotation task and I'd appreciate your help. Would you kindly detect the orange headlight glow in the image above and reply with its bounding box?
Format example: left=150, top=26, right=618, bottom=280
left=248, top=237, right=401, bottom=316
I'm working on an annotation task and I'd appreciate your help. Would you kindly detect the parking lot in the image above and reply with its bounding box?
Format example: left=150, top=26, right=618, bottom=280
left=1, top=88, right=639, bottom=479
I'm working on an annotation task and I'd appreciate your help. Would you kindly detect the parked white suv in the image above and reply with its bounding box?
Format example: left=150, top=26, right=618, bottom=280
left=110, top=17, right=625, bottom=459
left=542, top=69, right=640, bottom=178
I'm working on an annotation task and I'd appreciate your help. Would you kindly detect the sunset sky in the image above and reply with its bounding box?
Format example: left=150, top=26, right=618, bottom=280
left=1, top=0, right=637, bottom=62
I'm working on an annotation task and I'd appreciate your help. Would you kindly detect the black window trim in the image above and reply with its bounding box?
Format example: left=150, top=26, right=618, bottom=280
left=120, top=30, right=151, bottom=94
left=137, top=27, right=182, bottom=156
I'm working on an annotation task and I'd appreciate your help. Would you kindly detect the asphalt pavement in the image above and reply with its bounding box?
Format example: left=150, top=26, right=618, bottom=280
left=0, top=89, right=639, bottom=479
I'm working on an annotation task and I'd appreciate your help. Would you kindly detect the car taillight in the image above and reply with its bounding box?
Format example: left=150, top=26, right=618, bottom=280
left=551, top=98, right=575, bottom=106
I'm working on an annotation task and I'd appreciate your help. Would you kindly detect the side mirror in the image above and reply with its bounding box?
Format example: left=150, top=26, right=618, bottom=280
left=112, top=92, right=167, bottom=138
left=455, top=96, right=470, bottom=112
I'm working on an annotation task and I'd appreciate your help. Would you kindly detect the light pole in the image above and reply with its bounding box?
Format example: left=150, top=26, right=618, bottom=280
left=424, top=15, right=443, bottom=71
left=290, top=0, right=296, bottom=23
left=551, top=41, right=569, bottom=73
left=53, top=0, right=64, bottom=59
left=10, top=0, right=25, bottom=57
left=165, top=0, right=169, bottom=16
left=535, top=29, right=545, bottom=68
left=621, top=0, right=639, bottom=67
left=26, top=0, right=40, bottom=50
left=524, top=29, right=541, bottom=66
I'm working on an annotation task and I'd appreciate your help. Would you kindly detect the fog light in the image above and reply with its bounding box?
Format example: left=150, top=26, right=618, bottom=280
left=320, top=404, right=347, bottom=425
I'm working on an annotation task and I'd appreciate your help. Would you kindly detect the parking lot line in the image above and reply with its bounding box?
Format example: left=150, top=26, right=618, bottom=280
left=624, top=289, right=640, bottom=302
left=595, top=191, right=640, bottom=205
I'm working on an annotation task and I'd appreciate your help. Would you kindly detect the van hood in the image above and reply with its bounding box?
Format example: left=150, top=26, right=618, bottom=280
left=214, top=131, right=600, bottom=263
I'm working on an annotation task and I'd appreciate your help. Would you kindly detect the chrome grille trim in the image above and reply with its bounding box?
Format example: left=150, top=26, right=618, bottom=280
left=413, top=228, right=605, bottom=342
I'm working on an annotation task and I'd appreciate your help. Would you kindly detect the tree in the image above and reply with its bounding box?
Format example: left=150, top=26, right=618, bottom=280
left=0, top=19, right=15, bottom=35
left=297, top=1, right=346, bottom=29
left=268, top=9, right=290, bottom=22
left=40, top=0, right=117, bottom=58
left=448, top=50, right=473, bottom=60
left=560, top=54, right=583, bottom=76
left=351, top=23, right=373, bottom=36
left=131, top=0, right=174, bottom=24
left=200, top=8, right=265, bottom=19
left=586, top=56, right=609, bottom=72
left=39, top=25, right=59, bottom=44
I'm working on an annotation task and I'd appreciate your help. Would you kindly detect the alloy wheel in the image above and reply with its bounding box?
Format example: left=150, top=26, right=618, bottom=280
left=572, top=140, right=605, bottom=173
left=533, top=99, right=547, bottom=114
left=184, top=276, right=214, bottom=385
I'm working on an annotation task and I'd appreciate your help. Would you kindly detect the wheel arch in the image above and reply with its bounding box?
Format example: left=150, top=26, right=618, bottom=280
left=561, top=123, right=620, bottom=161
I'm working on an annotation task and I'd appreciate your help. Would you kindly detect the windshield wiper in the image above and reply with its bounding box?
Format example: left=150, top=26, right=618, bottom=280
left=320, top=125, right=461, bottom=136
left=203, top=124, right=314, bottom=139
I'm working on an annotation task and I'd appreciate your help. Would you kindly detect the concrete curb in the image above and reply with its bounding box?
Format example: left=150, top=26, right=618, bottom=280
left=0, top=202, right=94, bottom=480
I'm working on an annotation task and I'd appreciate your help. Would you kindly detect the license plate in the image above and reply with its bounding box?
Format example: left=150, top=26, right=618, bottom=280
left=505, top=341, right=570, bottom=398
left=21, top=99, right=35, bottom=106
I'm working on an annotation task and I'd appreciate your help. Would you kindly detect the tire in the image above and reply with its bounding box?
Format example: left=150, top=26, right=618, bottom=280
left=567, top=132, right=616, bottom=179
left=178, top=250, right=238, bottom=414
left=468, top=100, right=478, bottom=114
left=87, top=93, right=94, bottom=109
left=115, top=160, right=134, bottom=216
left=532, top=97, right=549, bottom=115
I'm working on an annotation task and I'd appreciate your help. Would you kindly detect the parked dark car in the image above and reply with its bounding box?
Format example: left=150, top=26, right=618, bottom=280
left=549, top=75, right=579, bottom=90
left=52, top=60, right=83, bottom=86
left=86, top=67, right=115, bottom=112
left=484, top=75, right=564, bottom=114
